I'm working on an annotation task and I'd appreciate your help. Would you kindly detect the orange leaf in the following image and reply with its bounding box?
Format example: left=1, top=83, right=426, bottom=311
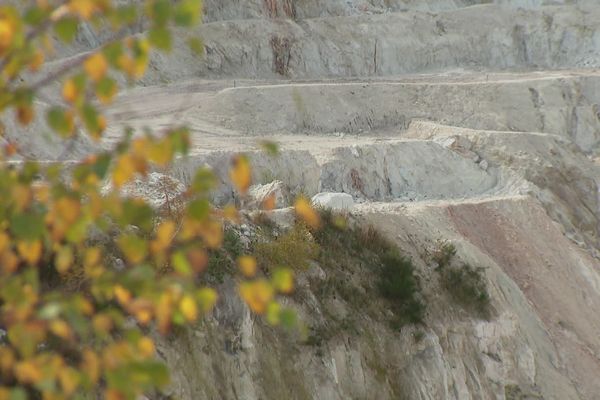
left=62, top=78, right=78, bottom=103
left=262, top=192, right=276, bottom=210
left=17, top=105, right=34, bottom=125
left=138, top=337, right=155, bottom=358
left=187, top=249, right=208, bottom=274
left=229, top=155, right=251, bottom=194
left=29, top=51, right=44, bottom=72
left=239, top=280, right=274, bottom=314
left=294, top=197, right=321, bottom=229
left=0, top=17, right=14, bottom=55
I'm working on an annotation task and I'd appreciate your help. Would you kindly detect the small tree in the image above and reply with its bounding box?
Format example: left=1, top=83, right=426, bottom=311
left=0, top=1, right=319, bottom=399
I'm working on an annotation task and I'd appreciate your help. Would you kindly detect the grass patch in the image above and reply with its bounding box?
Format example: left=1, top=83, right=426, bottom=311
left=254, top=224, right=319, bottom=272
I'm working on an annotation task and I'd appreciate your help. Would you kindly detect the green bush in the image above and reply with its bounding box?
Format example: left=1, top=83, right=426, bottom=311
left=378, top=250, right=425, bottom=326
left=313, top=210, right=425, bottom=328
left=440, top=263, right=491, bottom=318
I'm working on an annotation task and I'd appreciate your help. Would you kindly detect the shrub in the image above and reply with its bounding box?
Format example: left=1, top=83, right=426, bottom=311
left=431, top=240, right=457, bottom=269
left=440, top=263, right=491, bottom=318
left=255, top=224, right=319, bottom=271
left=314, top=210, right=425, bottom=327
left=378, top=250, right=425, bottom=326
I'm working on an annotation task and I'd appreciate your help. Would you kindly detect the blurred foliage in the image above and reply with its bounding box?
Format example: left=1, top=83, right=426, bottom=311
left=0, top=1, right=319, bottom=399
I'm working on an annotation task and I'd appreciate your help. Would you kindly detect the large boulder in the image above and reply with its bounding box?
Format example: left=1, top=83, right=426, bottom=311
left=311, top=192, right=354, bottom=211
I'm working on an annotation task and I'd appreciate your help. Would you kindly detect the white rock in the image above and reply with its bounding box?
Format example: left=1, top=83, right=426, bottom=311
left=311, top=192, right=354, bottom=210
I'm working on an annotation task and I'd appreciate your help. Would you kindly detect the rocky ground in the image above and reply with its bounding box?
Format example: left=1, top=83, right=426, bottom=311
left=8, top=0, right=600, bottom=399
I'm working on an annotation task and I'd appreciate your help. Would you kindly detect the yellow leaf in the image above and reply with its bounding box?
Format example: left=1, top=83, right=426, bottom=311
left=0, top=231, right=8, bottom=255
left=83, top=52, right=108, bottom=82
left=55, top=246, right=74, bottom=274
left=113, top=285, right=131, bottom=306
left=294, top=197, right=321, bottom=229
left=222, top=204, right=240, bottom=223
left=266, top=301, right=281, bottom=325
left=148, top=140, right=173, bottom=167
left=179, top=295, right=198, bottom=322
left=0, top=17, right=14, bottom=55
left=272, top=267, right=294, bottom=294
left=0, top=347, right=15, bottom=375
left=62, top=78, right=78, bottom=103
left=29, top=51, right=44, bottom=72
left=69, top=0, right=96, bottom=19
left=92, top=314, right=113, bottom=335
left=112, top=154, right=136, bottom=188
left=58, top=367, right=80, bottom=396
left=14, top=360, right=42, bottom=384
left=198, top=220, right=223, bottom=249
left=11, top=184, right=31, bottom=212
left=138, top=337, right=155, bottom=358
left=81, top=350, right=100, bottom=384
left=229, top=155, right=251, bottom=194
left=84, top=247, right=101, bottom=268
left=55, top=196, right=80, bottom=224
left=155, top=220, right=175, bottom=251
left=237, top=256, right=257, bottom=278
left=17, top=240, right=42, bottom=265
left=239, top=280, right=274, bottom=314
left=50, top=319, right=73, bottom=341
left=1, top=250, right=19, bottom=274
left=197, top=288, right=218, bottom=313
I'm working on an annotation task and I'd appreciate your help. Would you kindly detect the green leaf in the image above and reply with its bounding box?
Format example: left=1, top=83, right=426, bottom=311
left=171, top=251, right=192, bottom=276
left=47, top=107, right=72, bottom=137
left=24, top=6, right=48, bottom=26
left=9, top=388, right=27, bottom=400
left=103, top=42, right=124, bottom=67
left=188, top=37, right=204, bottom=56
left=174, top=0, right=202, bottom=26
left=118, top=234, right=148, bottom=264
left=149, top=0, right=171, bottom=26
left=10, top=211, right=45, bottom=240
left=92, top=153, right=112, bottom=179
left=81, top=103, right=99, bottom=132
left=148, top=26, right=172, bottom=51
left=187, top=199, right=209, bottom=220
left=96, top=77, right=117, bottom=100
left=280, top=308, right=297, bottom=328
left=191, top=168, right=216, bottom=193
left=54, top=18, right=79, bottom=43
left=259, top=140, right=279, bottom=156
left=115, top=5, right=137, bottom=25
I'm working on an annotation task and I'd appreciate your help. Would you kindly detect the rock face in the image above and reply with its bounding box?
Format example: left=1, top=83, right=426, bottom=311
left=13, top=0, right=600, bottom=399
